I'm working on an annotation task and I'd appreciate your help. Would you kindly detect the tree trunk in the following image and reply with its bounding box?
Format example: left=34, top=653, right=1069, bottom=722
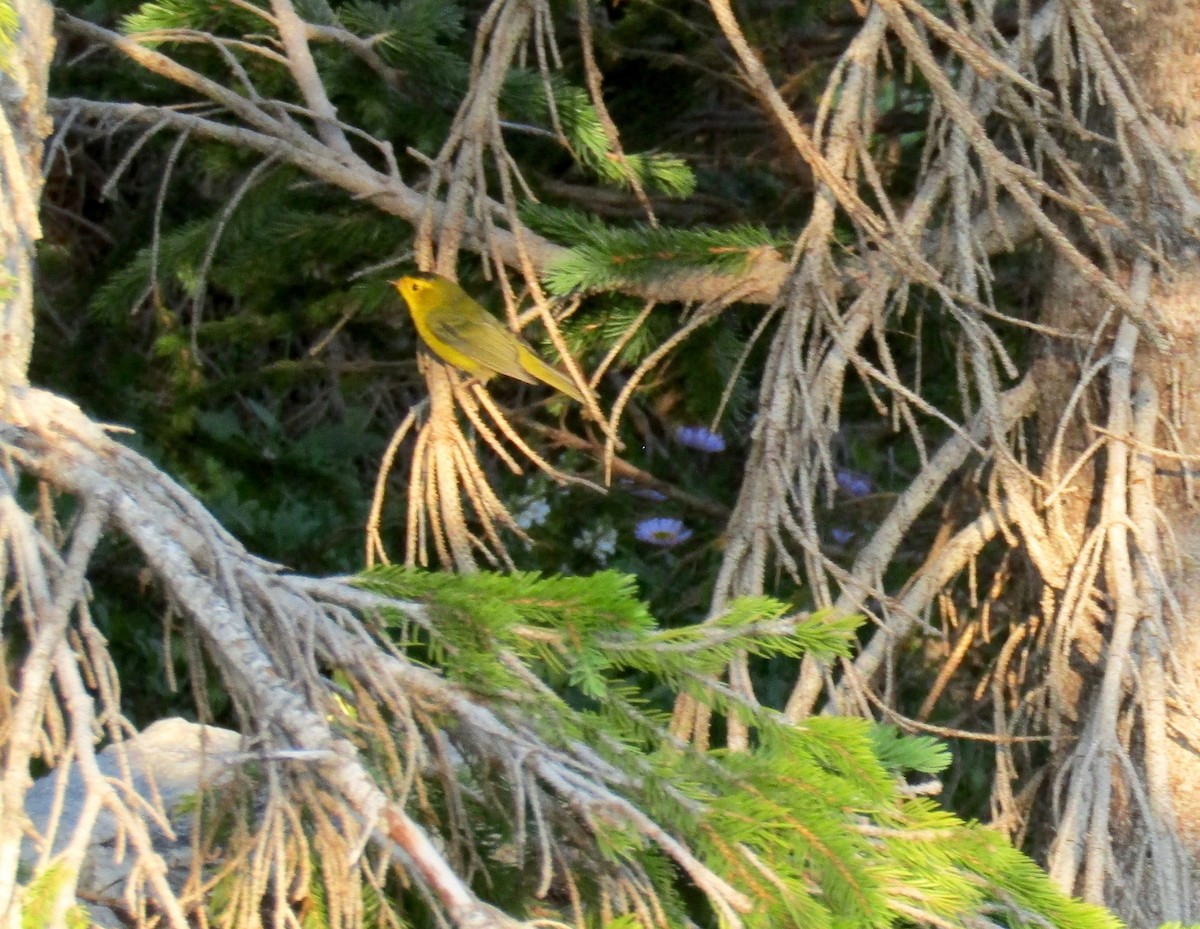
left=1036, top=2, right=1200, bottom=920
left=0, top=0, right=54, bottom=389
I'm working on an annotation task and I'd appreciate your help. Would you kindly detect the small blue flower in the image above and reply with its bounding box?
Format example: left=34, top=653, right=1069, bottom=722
left=635, top=517, right=693, bottom=547
left=674, top=425, right=726, bottom=453
left=835, top=469, right=872, bottom=498
left=830, top=527, right=854, bottom=545
left=618, top=478, right=668, bottom=502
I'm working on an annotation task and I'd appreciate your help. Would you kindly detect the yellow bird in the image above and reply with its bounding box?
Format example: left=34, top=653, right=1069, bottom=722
left=392, top=273, right=585, bottom=403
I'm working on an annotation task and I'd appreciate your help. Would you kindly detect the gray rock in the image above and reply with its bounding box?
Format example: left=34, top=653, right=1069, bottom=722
left=22, top=718, right=243, bottom=921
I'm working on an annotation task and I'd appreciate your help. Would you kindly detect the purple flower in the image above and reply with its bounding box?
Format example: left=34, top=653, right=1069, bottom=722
left=835, top=469, right=872, bottom=498
left=635, top=517, right=693, bottom=547
left=674, top=425, right=726, bottom=454
left=830, top=527, right=854, bottom=545
left=618, top=478, right=668, bottom=502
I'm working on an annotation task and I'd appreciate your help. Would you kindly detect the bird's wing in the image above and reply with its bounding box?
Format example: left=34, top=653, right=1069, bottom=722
left=428, top=312, right=538, bottom=384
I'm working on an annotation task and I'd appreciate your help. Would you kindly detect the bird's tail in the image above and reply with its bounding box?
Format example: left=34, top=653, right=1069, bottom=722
left=517, top=346, right=586, bottom=403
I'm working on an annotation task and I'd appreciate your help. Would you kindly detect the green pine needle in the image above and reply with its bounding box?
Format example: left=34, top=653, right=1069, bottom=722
left=350, top=566, right=1124, bottom=929
left=503, top=71, right=695, bottom=196
left=341, top=0, right=466, bottom=90
left=520, top=203, right=783, bottom=293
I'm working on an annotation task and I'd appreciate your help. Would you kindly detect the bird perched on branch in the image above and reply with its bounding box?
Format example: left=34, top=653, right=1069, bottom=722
left=392, top=273, right=585, bottom=403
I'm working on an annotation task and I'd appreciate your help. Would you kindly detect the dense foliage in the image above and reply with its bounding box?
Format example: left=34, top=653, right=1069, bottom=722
left=42, top=0, right=951, bottom=709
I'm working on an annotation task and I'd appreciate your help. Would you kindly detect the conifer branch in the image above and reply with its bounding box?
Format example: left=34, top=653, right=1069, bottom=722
left=268, top=0, right=355, bottom=159
left=51, top=14, right=790, bottom=307
left=700, top=0, right=1197, bottom=819
left=2, top=388, right=500, bottom=926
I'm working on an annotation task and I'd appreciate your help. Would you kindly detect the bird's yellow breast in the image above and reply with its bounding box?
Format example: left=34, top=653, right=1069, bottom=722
left=396, top=275, right=491, bottom=379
